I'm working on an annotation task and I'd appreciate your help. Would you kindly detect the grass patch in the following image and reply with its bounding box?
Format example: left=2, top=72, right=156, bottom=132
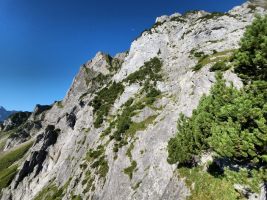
left=193, top=63, right=204, bottom=71
left=90, top=82, right=125, bottom=128
left=82, top=170, right=95, bottom=194
left=34, top=182, right=64, bottom=200
left=210, top=62, right=230, bottom=72
left=97, top=57, right=162, bottom=154
left=56, top=101, right=64, bottom=109
left=0, top=141, right=33, bottom=191
left=126, top=142, right=135, bottom=161
left=193, top=50, right=235, bottom=71
left=86, top=145, right=109, bottom=179
left=0, top=139, right=6, bottom=152
left=112, top=96, right=158, bottom=143
left=0, top=164, right=18, bottom=192
left=124, top=57, right=163, bottom=84
left=124, top=160, right=137, bottom=180
left=0, top=141, right=33, bottom=172
left=132, top=181, right=142, bottom=190
left=126, top=115, right=157, bottom=139
left=170, top=16, right=186, bottom=23
left=179, top=167, right=239, bottom=200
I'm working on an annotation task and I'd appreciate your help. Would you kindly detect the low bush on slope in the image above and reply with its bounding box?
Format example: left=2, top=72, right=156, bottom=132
left=233, top=15, right=267, bottom=82
left=91, top=57, right=162, bottom=128
left=168, top=15, right=267, bottom=199
left=168, top=74, right=267, bottom=166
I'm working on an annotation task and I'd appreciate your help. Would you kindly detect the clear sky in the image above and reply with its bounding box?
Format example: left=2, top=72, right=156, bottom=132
left=0, top=0, right=246, bottom=111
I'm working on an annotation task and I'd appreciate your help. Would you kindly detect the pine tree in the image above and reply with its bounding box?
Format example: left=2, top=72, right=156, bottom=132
left=234, top=15, right=267, bottom=81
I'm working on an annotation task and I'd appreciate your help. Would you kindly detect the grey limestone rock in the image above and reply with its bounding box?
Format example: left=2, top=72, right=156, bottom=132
left=1, top=2, right=266, bottom=200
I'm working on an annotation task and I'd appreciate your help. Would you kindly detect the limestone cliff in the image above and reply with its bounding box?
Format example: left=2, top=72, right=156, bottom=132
left=0, top=2, right=266, bottom=200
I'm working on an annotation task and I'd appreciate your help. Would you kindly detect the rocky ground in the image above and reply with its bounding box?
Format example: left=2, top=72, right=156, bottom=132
left=0, top=2, right=266, bottom=200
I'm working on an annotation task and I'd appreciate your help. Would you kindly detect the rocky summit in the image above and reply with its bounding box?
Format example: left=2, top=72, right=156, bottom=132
left=0, top=2, right=266, bottom=200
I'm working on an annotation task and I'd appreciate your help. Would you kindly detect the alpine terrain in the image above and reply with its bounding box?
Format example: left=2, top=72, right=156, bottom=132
left=0, top=1, right=266, bottom=200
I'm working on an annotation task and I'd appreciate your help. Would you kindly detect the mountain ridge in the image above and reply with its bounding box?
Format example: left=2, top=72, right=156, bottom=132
left=0, top=2, right=266, bottom=200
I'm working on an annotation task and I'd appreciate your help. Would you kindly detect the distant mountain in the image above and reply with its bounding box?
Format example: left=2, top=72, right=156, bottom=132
left=0, top=106, right=17, bottom=122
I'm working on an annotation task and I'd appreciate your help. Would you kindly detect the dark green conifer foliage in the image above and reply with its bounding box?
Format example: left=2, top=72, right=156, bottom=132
left=234, top=15, right=267, bottom=81
left=168, top=14, right=267, bottom=166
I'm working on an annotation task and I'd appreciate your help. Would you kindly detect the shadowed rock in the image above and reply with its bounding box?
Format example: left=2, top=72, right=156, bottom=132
left=66, top=112, right=76, bottom=129
left=14, top=125, right=60, bottom=188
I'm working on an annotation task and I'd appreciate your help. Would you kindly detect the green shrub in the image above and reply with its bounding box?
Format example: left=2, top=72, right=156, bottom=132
left=125, top=57, right=162, bottom=84
left=170, top=16, right=186, bottom=23
left=168, top=73, right=267, bottom=165
left=123, top=160, right=137, bottom=180
left=71, top=195, right=83, bottom=200
left=56, top=101, right=64, bottom=109
left=91, top=82, right=125, bottom=128
left=146, top=88, right=161, bottom=98
left=193, top=63, right=204, bottom=71
left=194, top=51, right=205, bottom=58
left=168, top=15, right=267, bottom=196
left=234, top=15, right=267, bottom=81
left=210, top=61, right=230, bottom=72
left=198, top=12, right=224, bottom=21
left=112, top=86, right=160, bottom=143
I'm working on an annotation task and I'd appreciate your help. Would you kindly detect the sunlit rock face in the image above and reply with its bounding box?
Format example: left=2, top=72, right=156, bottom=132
left=250, top=0, right=267, bottom=8
left=0, top=2, right=266, bottom=200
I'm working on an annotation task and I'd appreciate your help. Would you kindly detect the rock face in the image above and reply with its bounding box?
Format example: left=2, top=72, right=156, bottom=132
left=0, top=2, right=266, bottom=200
left=0, top=105, right=51, bottom=151
left=14, top=125, right=60, bottom=189
left=250, top=0, right=267, bottom=9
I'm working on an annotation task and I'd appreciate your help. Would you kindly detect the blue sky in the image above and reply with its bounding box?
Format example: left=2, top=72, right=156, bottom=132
left=0, top=0, right=246, bottom=111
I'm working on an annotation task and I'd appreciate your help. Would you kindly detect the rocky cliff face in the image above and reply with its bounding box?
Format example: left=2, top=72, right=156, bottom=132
left=0, top=2, right=266, bottom=200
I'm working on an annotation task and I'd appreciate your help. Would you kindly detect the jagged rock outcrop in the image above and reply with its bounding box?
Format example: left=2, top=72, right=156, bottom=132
left=0, top=2, right=266, bottom=200
left=14, top=125, right=60, bottom=189
left=2, top=112, right=31, bottom=132
left=1, top=105, right=52, bottom=151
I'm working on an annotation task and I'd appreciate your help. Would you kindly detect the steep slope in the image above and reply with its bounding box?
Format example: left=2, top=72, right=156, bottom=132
left=0, top=2, right=266, bottom=200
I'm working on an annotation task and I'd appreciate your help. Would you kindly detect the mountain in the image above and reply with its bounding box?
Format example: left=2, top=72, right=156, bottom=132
left=0, top=106, right=17, bottom=122
left=0, top=2, right=266, bottom=200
